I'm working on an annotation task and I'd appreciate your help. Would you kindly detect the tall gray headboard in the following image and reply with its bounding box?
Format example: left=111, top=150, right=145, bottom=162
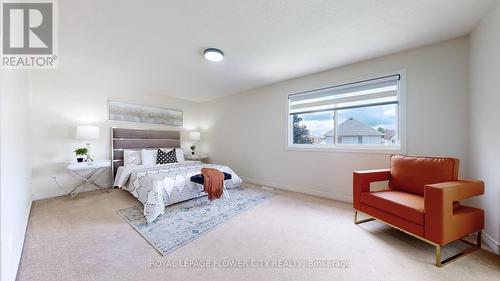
left=111, top=128, right=181, bottom=178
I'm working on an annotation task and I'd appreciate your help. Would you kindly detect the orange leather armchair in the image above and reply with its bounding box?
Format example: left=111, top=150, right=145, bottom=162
left=353, top=155, right=484, bottom=267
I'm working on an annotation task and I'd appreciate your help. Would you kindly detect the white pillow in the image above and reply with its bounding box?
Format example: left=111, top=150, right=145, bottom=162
left=123, top=149, right=142, bottom=166
left=162, top=148, right=185, bottom=162
left=141, top=149, right=157, bottom=165
left=174, top=148, right=185, bottom=162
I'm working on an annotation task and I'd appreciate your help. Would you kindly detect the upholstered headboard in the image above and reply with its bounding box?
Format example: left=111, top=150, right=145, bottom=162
left=111, top=128, right=181, bottom=178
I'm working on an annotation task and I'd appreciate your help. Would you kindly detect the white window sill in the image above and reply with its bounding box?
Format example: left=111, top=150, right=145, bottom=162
left=286, top=144, right=403, bottom=154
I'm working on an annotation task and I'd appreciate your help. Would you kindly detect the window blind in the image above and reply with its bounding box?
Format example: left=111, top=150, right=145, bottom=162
left=289, top=75, right=400, bottom=114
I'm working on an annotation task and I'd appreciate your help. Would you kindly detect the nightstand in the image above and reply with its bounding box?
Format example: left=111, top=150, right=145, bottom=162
left=185, top=153, right=208, bottom=162
left=65, top=160, right=111, bottom=199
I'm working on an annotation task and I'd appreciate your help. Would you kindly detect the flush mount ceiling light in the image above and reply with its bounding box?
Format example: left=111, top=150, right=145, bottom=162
left=203, top=48, right=224, bottom=62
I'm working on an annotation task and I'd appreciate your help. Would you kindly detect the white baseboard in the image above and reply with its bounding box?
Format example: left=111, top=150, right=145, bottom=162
left=24, top=198, right=33, bottom=230
left=32, top=189, right=68, bottom=201
left=13, top=198, right=33, bottom=281
left=32, top=185, right=110, bottom=201
left=482, top=231, right=500, bottom=255
left=241, top=177, right=353, bottom=203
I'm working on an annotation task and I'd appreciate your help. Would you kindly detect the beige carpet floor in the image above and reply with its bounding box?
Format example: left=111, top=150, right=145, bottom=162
left=17, top=184, right=500, bottom=281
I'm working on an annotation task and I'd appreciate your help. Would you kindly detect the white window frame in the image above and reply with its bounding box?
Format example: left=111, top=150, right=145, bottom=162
left=286, top=70, right=407, bottom=154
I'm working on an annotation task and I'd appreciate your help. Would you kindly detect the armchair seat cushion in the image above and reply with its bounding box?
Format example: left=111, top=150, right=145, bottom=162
left=361, top=190, right=424, bottom=225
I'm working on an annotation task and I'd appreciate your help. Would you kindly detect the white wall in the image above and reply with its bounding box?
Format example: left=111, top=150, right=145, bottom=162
left=0, top=71, right=32, bottom=281
left=29, top=71, right=201, bottom=200
left=469, top=2, right=500, bottom=254
left=200, top=37, right=470, bottom=201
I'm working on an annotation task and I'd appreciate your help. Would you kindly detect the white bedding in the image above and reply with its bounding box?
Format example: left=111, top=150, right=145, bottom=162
left=114, top=161, right=242, bottom=223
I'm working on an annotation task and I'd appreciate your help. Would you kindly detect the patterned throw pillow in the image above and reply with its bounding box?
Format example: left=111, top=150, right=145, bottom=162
left=156, top=148, right=177, bottom=164
left=123, top=149, right=142, bottom=166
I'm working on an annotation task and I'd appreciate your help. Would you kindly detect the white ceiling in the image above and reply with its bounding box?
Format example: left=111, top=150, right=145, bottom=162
left=59, top=0, right=497, bottom=102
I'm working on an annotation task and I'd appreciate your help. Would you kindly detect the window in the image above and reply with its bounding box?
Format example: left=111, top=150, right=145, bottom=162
left=288, top=74, right=402, bottom=150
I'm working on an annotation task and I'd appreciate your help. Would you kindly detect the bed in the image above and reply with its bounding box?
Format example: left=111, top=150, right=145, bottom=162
left=111, top=128, right=242, bottom=223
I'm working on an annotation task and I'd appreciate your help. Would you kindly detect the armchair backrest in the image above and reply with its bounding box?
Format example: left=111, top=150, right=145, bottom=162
left=388, top=155, right=459, bottom=195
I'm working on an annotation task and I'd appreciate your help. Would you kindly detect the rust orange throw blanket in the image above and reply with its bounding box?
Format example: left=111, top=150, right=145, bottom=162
left=202, top=168, right=224, bottom=201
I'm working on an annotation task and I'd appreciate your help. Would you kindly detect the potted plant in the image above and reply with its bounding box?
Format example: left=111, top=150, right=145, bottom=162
left=74, top=148, right=88, bottom=162
left=190, top=145, right=196, bottom=155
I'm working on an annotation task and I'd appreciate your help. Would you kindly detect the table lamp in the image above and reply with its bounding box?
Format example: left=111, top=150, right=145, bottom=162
left=189, top=131, right=200, bottom=155
left=75, top=125, right=99, bottom=162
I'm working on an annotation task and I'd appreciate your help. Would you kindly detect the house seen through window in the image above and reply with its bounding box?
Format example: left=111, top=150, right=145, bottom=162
left=289, top=75, right=401, bottom=148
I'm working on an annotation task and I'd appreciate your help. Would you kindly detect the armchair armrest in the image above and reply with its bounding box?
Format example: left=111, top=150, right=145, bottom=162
left=425, top=179, right=484, bottom=201
left=353, top=169, right=390, bottom=209
left=424, top=179, right=484, bottom=244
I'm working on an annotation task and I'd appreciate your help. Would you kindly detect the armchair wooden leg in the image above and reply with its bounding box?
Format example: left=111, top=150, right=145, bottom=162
left=435, top=231, right=482, bottom=267
left=354, top=210, right=375, bottom=224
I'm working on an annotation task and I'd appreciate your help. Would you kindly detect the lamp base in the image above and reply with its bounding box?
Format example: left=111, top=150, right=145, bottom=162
left=85, top=143, right=94, bottom=162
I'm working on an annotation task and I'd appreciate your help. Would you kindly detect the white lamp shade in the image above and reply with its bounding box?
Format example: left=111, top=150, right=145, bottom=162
left=189, top=131, right=201, bottom=141
left=75, top=126, right=99, bottom=140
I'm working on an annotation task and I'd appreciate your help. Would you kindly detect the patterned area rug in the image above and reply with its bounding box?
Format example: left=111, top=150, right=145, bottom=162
left=117, top=186, right=275, bottom=256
